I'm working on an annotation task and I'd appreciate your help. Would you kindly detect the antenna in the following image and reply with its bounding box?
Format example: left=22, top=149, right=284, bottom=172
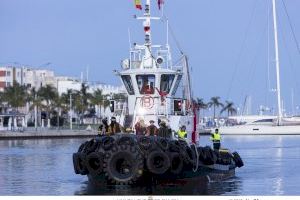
left=86, top=65, right=89, bottom=83
left=128, top=28, right=132, bottom=51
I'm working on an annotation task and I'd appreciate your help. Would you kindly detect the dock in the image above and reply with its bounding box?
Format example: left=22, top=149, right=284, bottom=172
left=0, top=129, right=97, bottom=139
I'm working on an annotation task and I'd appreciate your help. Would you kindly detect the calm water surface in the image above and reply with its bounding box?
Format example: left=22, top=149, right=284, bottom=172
left=0, top=135, right=299, bottom=195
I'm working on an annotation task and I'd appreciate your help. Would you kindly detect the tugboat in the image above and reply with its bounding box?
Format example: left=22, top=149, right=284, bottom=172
left=72, top=0, right=243, bottom=186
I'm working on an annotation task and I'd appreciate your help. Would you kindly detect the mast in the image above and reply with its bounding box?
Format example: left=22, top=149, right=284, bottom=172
left=272, top=0, right=282, bottom=125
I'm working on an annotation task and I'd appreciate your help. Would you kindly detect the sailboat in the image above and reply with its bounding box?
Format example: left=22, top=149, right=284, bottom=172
left=219, top=0, right=300, bottom=135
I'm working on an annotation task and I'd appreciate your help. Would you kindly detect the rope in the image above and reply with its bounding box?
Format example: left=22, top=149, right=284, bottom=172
left=225, top=0, right=259, bottom=100
left=281, top=0, right=300, bottom=55
left=191, top=143, right=199, bottom=172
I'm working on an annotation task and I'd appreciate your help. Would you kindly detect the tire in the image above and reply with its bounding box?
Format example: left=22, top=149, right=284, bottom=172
left=168, top=141, right=181, bottom=153
left=197, top=147, right=207, bottom=162
left=103, top=144, right=144, bottom=185
left=83, top=139, right=98, bottom=154
left=202, top=146, right=214, bottom=165
left=102, top=136, right=116, bottom=151
left=72, top=153, right=80, bottom=174
left=77, top=142, right=87, bottom=153
left=146, top=150, right=170, bottom=175
left=169, top=152, right=184, bottom=175
left=155, top=137, right=169, bottom=151
left=116, top=135, right=136, bottom=146
left=85, top=152, right=104, bottom=176
left=232, top=152, right=244, bottom=168
left=74, top=153, right=88, bottom=175
left=138, top=136, right=153, bottom=151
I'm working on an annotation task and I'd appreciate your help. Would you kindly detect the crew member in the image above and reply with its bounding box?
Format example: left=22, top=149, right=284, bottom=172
left=146, top=120, right=158, bottom=136
left=97, top=117, right=109, bottom=136
left=211, top=128, right=221, bottom=150
left=107, top=116, right=124, bottom=135
left=135, top=118, right=146, bottom=135
left=177, top=125, right=187, bottom=140
left=157, top=121, right=172, bottom=138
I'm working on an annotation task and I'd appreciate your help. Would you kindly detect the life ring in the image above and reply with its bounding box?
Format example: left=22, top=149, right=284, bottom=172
left=85, top=152, right=104, bottom=176
left=146, top=150, right=170, bottom=175
left=140, top=95, right=154, bottom=109
left=232, top=152, right=244, bottom=168
left=169, top=152, right=184, bottom=175
left=103, top=144, right=144, bottom=185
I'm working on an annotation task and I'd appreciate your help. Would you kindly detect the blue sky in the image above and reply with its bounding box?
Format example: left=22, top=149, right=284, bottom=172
left=1, top=0, right=300, bottom=115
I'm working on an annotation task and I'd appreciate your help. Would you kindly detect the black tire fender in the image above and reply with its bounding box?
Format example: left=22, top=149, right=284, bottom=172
left=85, top=152, right=104, bottom=175
left=232, top=151, right=244, bottom=168
left=103, top=144, right=144, bottom=185
left=146, top=150, right=170, bottom=175
left=169, top=152, right=184, bottom=175
left=155, top=137, right=169, bottom=151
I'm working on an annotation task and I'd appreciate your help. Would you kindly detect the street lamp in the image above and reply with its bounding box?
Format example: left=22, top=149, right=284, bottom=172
left=69, top=92, right=73, bottom=130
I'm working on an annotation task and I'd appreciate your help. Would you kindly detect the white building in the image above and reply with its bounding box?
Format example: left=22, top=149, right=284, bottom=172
left=24, top=68, right=56, bottom=90
left=0, top=66, right=26, bottom=91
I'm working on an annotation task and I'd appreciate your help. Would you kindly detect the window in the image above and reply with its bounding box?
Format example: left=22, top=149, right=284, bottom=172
left=121, top=75, right=134, bottom=95
left=136, top=74, right=155, bottom=94
left=171, top=75, right=182, bottom=95
left=6, top=71, right=11, bottom=76
left=160, top=74, right=175, bottom=93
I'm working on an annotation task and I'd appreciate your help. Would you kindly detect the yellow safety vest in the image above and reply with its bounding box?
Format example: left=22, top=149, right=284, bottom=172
left=211, top=133, right=221, bottom=142
left=177, top=130, right=187, bottom=139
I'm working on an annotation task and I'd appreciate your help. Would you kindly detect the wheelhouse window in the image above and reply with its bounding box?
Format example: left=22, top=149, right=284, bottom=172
left=160, top=74, right=175, bottom=94
left=121, top=75, right=134, bottom=95
left=136, top=74, right=155, bottom=94
left=171, top=75, right=182, bottom=96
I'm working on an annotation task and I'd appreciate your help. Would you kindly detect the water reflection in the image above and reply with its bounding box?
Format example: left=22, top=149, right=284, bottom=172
left=0, top=136, right=300, bottom=195
left=74, top=177, right=241, bottom=195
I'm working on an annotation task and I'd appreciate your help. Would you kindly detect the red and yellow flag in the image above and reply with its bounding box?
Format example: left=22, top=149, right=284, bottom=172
left=134, top=0, right=142, bottom=10
left=158, top=0, right=164, bottom=10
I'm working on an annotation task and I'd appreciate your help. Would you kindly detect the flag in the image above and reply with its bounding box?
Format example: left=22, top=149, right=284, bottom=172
left=158, top=0, right=164, bottom=10
left=135, top=0, right=142, bottom=10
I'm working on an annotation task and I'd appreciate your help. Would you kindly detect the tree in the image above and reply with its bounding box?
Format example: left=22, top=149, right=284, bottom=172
left=38, top=85, right=58, bottom=126
left=208, top=96, right=224, bottom=119
left=90, top=89, right=104, bottom=118
left=220, top=101, right=237, bottom=116
left=28, top=88, right=45, bottom=127
left=2, top=81, right=27, bottom=111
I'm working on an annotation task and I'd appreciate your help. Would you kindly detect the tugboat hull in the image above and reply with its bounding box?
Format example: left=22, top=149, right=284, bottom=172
left=73, top=135, right=243, bottom=186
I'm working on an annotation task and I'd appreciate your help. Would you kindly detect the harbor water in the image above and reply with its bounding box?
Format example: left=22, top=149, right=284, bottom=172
left=0, top=135, right=299, bottom=195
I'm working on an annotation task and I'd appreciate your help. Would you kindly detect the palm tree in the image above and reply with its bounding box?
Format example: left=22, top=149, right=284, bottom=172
left=194, top=98, right=207, bottom=118
left=52, top=94, right=67, bottom=128
left=73, top=83, right=92, bottom=124
left=220, top=101, right=237, bottom=117
left=2, top=81, right=27, bottom=111
left=38, top=85, right=58, bottom=127
left=208, top=96, right=224, bottom=120
left=90, top=89, right=103, bottom=118
left=28, top=88, right=44, bottom=128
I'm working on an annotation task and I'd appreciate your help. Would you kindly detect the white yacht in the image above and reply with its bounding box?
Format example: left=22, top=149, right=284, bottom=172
left=219, top=0, right=300, bottom=135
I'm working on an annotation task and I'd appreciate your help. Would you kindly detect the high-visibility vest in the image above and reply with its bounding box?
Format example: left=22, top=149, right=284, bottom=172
left=211, top=132, right=221, bottom=142
left=177, top=130, right=187, bottom=139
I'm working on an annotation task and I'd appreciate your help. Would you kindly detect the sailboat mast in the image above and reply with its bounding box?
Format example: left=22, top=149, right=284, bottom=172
left=272, top=0, right=282, bottom=124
